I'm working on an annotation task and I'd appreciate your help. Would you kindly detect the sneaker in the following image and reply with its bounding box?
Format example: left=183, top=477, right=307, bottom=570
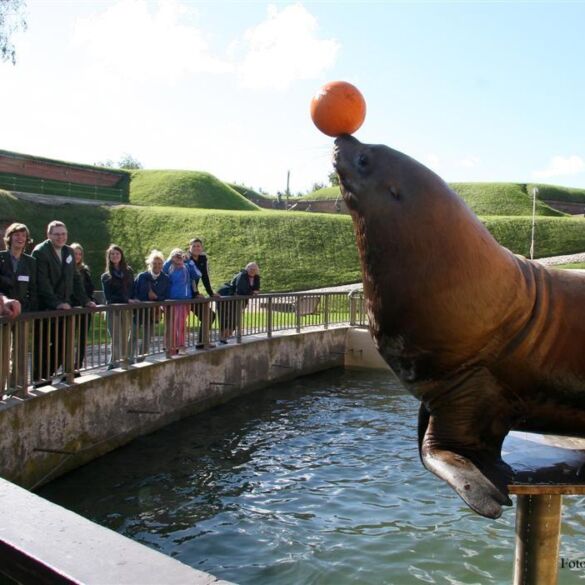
left=219, top=339, right=228, bottom=345
left=195, top=343, right=205, bottom=350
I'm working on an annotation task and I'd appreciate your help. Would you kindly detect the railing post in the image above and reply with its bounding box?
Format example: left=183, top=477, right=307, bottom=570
left=63, top=313, right=76, bottom=384
left=295, top=295, right=302, bottom=333
left=349, top=293, right=357, bottom=326
left=120, top=307, right=130, bottom=369
left=324, top=294, right=330, bottom=330
left=267, top=296, right=273, bottom=338
left=164, top=304, right=173, bottom=358
left=235, top=299, right=243, bottom=343
left=0, top=320, right=10, bottom=396
left=201, top=299, right=211, bottom=347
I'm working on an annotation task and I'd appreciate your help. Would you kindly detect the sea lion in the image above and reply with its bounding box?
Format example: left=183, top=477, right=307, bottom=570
left=333, top=134, right=585, bottom=519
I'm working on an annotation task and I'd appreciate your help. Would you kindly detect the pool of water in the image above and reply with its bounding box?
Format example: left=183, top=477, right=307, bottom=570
left=39, top=369, right=585, bottom=584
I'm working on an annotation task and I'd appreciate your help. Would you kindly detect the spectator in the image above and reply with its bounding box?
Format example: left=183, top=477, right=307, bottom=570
left=186, top=237, right=218, bottom=349
left=32, top=221, right=96, bottom=386
left=132, top=249, right=170, bottom=360
left=0, top=223, right=37, bottom=311
left=0, top=293, right=22, bottom=396
left=217, top=262, right=260, bottom=344
left=0, top=223, right=37, bottom=393
left=70, top=243, right=96, bottom=373
left=163, top=248, right=200, bottom=355
left=101, top=244, right=136, bottom=369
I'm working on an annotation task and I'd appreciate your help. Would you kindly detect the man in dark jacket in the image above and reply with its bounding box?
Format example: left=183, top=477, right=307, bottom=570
left=32, top=221, right=96, bottom=386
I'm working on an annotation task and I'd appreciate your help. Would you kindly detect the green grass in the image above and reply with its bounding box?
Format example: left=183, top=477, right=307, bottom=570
left=552, top=262, right=585, bottom=269
left=129, top=170, right=259, bottom=211
left=450, top=183, right=564, bottom=217
left=528, top=183, right=585, bottom=204
left=227, top=183, right=275, bottom=202
left=302, top=182, right=564, bottom=217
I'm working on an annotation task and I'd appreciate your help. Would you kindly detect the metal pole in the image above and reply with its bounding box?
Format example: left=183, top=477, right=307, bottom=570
left=530, top=187, right=538, bottom=260
left=513, top=494, right=562, bottom=585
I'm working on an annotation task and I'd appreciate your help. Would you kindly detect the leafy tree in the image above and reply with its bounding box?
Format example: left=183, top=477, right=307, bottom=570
left=118, top=154, right=143, bottom=170
left=328, top=171, right=340, bottom=186
left=0, top=0, right=27, bottom=65
left=310, top=182, right=326, bottom=192
left=94, top=154, right=143, bottom=170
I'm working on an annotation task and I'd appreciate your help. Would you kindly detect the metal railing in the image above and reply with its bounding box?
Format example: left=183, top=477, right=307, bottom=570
left=1, top=291, right=367, bottom=399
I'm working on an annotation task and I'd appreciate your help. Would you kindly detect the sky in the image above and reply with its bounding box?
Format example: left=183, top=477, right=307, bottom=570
left=1, top=0, right=585, bottom=195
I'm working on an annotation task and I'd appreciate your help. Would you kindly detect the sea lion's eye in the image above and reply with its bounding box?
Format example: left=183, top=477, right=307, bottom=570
left=390, top=186, right=400, bottom=200
left=357, top=153, right=369, bottom=169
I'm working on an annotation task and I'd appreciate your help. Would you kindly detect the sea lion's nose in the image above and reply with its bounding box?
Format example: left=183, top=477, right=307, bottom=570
left=334, top=134, right=360, bottom=148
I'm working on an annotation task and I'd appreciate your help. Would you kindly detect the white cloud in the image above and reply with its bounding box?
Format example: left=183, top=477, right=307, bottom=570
left=533, top=155, right=585, bottom=179
left=73, top=0, right=233, bottom=82
left=236, top=3, right=340, bottom=90
left=457, top=155, right=480, bottom=168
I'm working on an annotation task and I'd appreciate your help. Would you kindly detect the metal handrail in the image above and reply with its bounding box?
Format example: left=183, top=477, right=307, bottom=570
left=0, top=291, right=365, bottom=399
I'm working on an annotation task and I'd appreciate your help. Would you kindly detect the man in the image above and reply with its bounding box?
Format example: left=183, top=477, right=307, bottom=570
left=32, top=221, right=96, bottom=386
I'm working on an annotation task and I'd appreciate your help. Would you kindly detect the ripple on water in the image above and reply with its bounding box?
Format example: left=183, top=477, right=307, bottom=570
left=39, top=369, right=585, bottom=585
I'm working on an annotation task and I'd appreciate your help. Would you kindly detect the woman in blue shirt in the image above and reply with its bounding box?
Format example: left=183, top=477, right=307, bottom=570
left=163, top=249, right=201, bottom=354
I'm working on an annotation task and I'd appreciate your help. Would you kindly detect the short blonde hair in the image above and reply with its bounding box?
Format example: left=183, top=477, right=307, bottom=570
left=145, top=249, right=164, bottom=269
left=245, top=262, right=259, bottom=274
left=47, top=220, right=66, bottom=235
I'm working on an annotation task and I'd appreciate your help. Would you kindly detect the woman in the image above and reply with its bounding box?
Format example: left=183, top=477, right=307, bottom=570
left=132, top=250, right=170, bottom=359
left=70, top=242, right=95, bottom=372
left=217, top=262, right=260, bottom=344
left=163, top=249, right=201, bottom=355
left=101, top=244, right=136, bottom=369
left=0, top=223, right=36, bottom=394
left=187, top=237, right=219, bottom=349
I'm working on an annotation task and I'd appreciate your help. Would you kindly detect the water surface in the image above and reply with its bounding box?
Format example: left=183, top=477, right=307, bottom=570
left=40, top=369, right=585, bottom=584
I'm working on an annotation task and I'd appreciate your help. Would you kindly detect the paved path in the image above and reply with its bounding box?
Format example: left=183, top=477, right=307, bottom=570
left=308, top=251, right=585, bottom=294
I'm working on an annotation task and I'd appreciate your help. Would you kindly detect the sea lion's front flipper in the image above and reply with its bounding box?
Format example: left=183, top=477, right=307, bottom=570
left=417, top=368, right=514, bottom=519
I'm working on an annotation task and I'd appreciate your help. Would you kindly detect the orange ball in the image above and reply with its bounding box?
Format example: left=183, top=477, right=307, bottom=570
left=310, top=81, right=366, bottom=137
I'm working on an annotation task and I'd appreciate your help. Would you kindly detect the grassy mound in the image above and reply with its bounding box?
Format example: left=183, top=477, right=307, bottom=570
left=228, top=183, right=274, bottom=202
left=302, top=182, right=564, bottom=217
left=2, top=190, right=584, bottom=292
left=108, top=206, right=359, bottom=292
left=450, top=183, right=563, bottom=217
left=528, top=183, right=585, bottom=204
left=129, top=170, right=259, bottom=211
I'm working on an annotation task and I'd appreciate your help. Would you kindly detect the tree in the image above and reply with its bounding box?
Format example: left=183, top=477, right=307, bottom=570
left=118, top=154, right=143, bottom=170
left=0, top=0, right=27, bottom=65
left=94, top=154, right=143, bottom=170
left=328, top=171, right=340, bottom=186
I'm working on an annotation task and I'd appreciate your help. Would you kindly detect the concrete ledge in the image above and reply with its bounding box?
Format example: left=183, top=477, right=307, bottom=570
left=0, top=477, right=232, bottom=585
left=0, top=328, right=348, bottom=489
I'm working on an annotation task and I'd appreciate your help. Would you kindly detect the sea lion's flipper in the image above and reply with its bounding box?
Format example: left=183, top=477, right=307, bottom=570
left=417, top=369, right=514, bottom=519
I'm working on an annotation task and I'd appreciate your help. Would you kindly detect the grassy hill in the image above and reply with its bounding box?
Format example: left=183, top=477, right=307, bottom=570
left=302, top=182, right=564, bottom=217
left=227, top=183, right=275, bottom=202
left=130, top=170, right=259, bottom=211
left=2, top=188, right=584, bottom=292
left=528, top=183, right=585, bottom=204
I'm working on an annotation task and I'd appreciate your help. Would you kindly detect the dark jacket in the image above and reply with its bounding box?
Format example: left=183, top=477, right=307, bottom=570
left=219, top=269, right=260, bottom=296
left=72, top=265, right=96, bottom=305
left=188, top=254, right=214, bottom=297
left=133, top=271, right=170, bottom=302
left=32, top=240, right=88, bottom=310
left=0, top=250, right=38, bottom=311
left=101, top=267, right=135, bottom=304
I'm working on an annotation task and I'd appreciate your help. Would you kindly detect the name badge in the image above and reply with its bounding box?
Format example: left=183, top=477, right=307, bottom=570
left=66, top=254, right=73, bottom=264
left=17, top=275, right=30, bottom=282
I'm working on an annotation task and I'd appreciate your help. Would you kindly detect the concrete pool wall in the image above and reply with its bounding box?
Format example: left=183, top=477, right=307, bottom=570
left=0, top=327, right=390, bottom=490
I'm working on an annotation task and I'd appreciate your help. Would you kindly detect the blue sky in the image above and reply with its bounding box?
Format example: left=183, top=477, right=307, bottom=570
left=1, top=0, right=584, bottom=194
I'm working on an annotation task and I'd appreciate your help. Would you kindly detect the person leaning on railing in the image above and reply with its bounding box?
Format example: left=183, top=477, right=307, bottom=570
left=217, top=262, right=261, bottom=344
left=101, top=244, right=137, bottom=370
left=0, top=223, right=37, bottom=394
left=163, top=248, right=201, bottom=355
left=32, top=221, right=97, bottom=388
left=186, top=237, right=219, bottom=349
left=70, top=242, right=96, bottom=373
left=132, top=249, right=170, bottom=361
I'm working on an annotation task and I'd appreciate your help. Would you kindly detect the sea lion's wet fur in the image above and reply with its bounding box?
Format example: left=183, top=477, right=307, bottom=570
left=334, top=134, right=585, bottom=518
